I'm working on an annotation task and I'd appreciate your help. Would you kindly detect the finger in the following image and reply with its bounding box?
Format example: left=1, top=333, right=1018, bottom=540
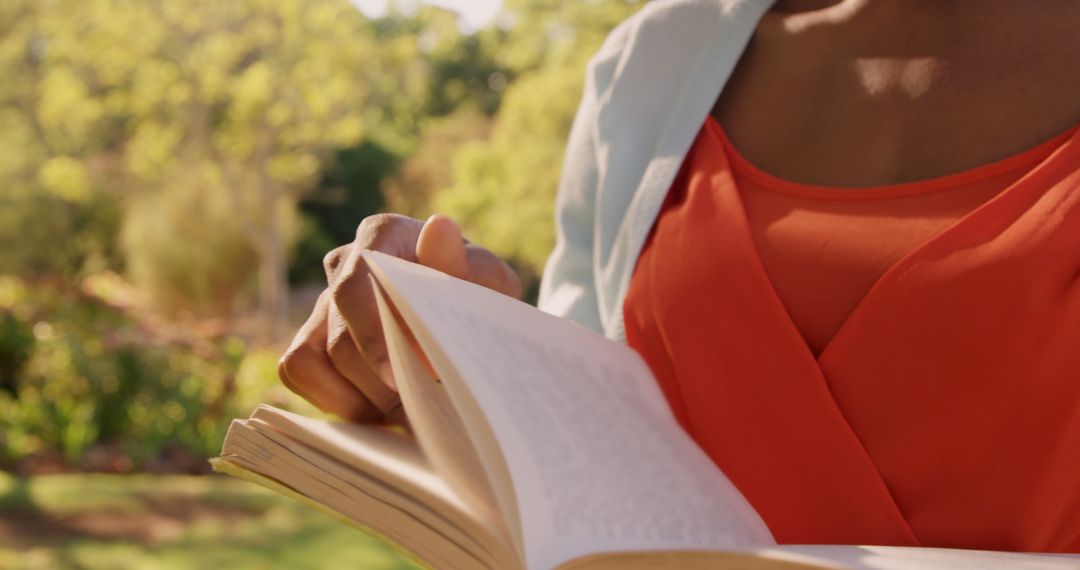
left=329, top=215, right=425, bottom=383
left=323, top=245, right=350, bottom=285
left=332, top=243, right=401, bottom=387
left=416, top=214, right=522, bottom=299
left=279, top=292, right=381, bottom=422
left=331, top=214, right=423, bottom=361
left=464, top=245, right=523, bottom=299
left=416, top=214, right=470, bottom=278
left=327, top=299, right=403, bottom=405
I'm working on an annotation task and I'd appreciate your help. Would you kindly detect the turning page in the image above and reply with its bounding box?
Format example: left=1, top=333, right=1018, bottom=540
left=371, top=276, right=511, bottom=548
left=362, top=251, right=774, bottom=570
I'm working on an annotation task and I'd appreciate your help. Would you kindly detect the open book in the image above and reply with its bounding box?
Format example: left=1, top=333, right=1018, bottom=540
left=216, top=251, right=1078, bottom=569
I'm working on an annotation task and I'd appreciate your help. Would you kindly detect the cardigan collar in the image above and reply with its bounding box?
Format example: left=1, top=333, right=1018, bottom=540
left=594, top=0, right=775, bottom=340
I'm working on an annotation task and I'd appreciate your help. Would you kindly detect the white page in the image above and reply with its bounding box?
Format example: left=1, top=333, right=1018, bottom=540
left=247, top=405, right=449, bottom=505
left=770, top=545, right=1080, bottom=569
left=222, top=420, right=493, bottom=569
left=371, top=277, right=510, bottom=543
left=362, top=251, right=774, bottom=570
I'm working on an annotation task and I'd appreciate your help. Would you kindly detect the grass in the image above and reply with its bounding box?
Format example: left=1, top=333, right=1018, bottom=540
left=0, top=473, right=422, bottom=570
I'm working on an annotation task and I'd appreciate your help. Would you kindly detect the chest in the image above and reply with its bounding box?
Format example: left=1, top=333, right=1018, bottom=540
left=711, top=5, right=1080, bottom=187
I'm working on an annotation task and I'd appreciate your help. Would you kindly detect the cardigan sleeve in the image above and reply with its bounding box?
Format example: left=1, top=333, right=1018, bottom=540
left=536, top=21, right=632, bottom=334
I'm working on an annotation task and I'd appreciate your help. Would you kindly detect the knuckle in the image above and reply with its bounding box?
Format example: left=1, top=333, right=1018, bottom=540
left=325, top=327, right=353, bottom=360
left=354, top=326, right=387, bottom=364
left=355, top=213, right=402, bottom=243
left=322, top=246, right=347, bottom=275
left=278, top=344, right=316, bottom=384
left=331, top=270, right=363, bottom=308
left=276, top=356, right=291, bottom=384
left=356, top=213, right=424, bottom=255
left=277, top=356, right=302, bottom=395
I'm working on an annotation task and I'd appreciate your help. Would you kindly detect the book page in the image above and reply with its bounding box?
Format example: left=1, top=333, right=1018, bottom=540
left=221, top=418, right=506, bottom=568
left=371, top=276, right=510, bottom=545
left=243, top=405, right=511, bottom=557
left=560, top=546, right=1080, bottom=570
left=772, top=545, right=1080, bottom=570
left=247, top=406, right=448, bottom=507
left=362, top=251, right=774, bottom=570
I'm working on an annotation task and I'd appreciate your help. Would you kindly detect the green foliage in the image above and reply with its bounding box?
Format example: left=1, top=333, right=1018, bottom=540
left=0, top=312, right=34, bottom=396
left=0, top=0, right=649, bottom=474
left=289, top=141, right=397, bottom=284
left=497, top=0, right=645, bottom=71
left=1, top=0, right=377, bottom=334
left=120, top=171, right=265, bottom=319
left=422, top=18, right=511, bottom=118
left=0, top=186, right=121, bottom=281
left=430, top=0, right=645, bottom=290
left=436, top=64, right=583, bottom=280
left=0, top=276, right=312, bottom=470
left=385, top=107, right=493, bottom=219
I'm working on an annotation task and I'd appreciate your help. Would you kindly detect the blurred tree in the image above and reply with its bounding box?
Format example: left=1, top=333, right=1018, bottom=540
left=420, top=12, right=510, bottom=118
left=496, top=0, right=644, bottom=72
left=436, top=0, right=646, bottom=297
left=363, top=6, right=509, bottom=129
left=0, top=0, right=660, bottom=472
left=0, top=0, right=374, bottom=340
left=384, top=107, right=493, bottom=219
left=0, top=1, right=122, bottom=281
left=0, top=0, right=647, bottom=328
left=436, top=66, right=581, bottom=283
left=289, top=140, right=397, bottom=285
left=288, top=5, right=512, bottom=289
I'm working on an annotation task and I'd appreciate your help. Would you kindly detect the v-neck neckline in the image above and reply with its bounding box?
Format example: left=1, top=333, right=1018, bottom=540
left=702, top=117, right=1080, bottom=363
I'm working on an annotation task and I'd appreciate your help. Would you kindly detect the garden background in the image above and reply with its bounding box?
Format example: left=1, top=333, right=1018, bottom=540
left=0, top=0, right=643, bottom=567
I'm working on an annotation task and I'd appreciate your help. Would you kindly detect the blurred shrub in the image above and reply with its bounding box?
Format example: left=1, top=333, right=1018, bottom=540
left=120, top=168, right=265, bottom=319
left=0, top=276, right=309, bottom=472
left=0, top=184, right=122, bottom=282
left=0, top=311, right=34, bottom=397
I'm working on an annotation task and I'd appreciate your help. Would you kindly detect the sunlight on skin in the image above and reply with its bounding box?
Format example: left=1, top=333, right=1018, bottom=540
left=777, top=0, right=867, bottom=33
left=769, top=0, right=948, bottom=100
left=854, top=57, right=943, bottom=99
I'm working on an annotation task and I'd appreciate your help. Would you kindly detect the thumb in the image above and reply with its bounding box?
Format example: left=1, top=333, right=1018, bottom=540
left=416, top=214, right=469, bottom=278
left=416, top=214, right=522, bottom=298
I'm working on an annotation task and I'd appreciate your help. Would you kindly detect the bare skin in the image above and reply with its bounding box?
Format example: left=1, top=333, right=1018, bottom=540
left=281, top=0, right=1079, bottom=422
left=714, top=0, right=1080, bottom=187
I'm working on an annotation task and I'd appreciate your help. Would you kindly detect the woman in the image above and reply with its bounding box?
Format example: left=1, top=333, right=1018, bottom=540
left=277, top=0, right=1080, bottom=553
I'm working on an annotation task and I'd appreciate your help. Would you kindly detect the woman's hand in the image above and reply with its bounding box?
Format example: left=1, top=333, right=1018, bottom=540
left=277, top=213, right=522, bottom=424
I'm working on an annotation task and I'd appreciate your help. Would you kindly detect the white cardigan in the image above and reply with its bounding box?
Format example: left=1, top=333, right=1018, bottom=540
left=537, top=0, right=775, bottom=340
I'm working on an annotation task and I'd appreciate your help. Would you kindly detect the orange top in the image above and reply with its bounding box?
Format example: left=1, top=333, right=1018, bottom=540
left=623, top=116, right=1080, bottom=552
